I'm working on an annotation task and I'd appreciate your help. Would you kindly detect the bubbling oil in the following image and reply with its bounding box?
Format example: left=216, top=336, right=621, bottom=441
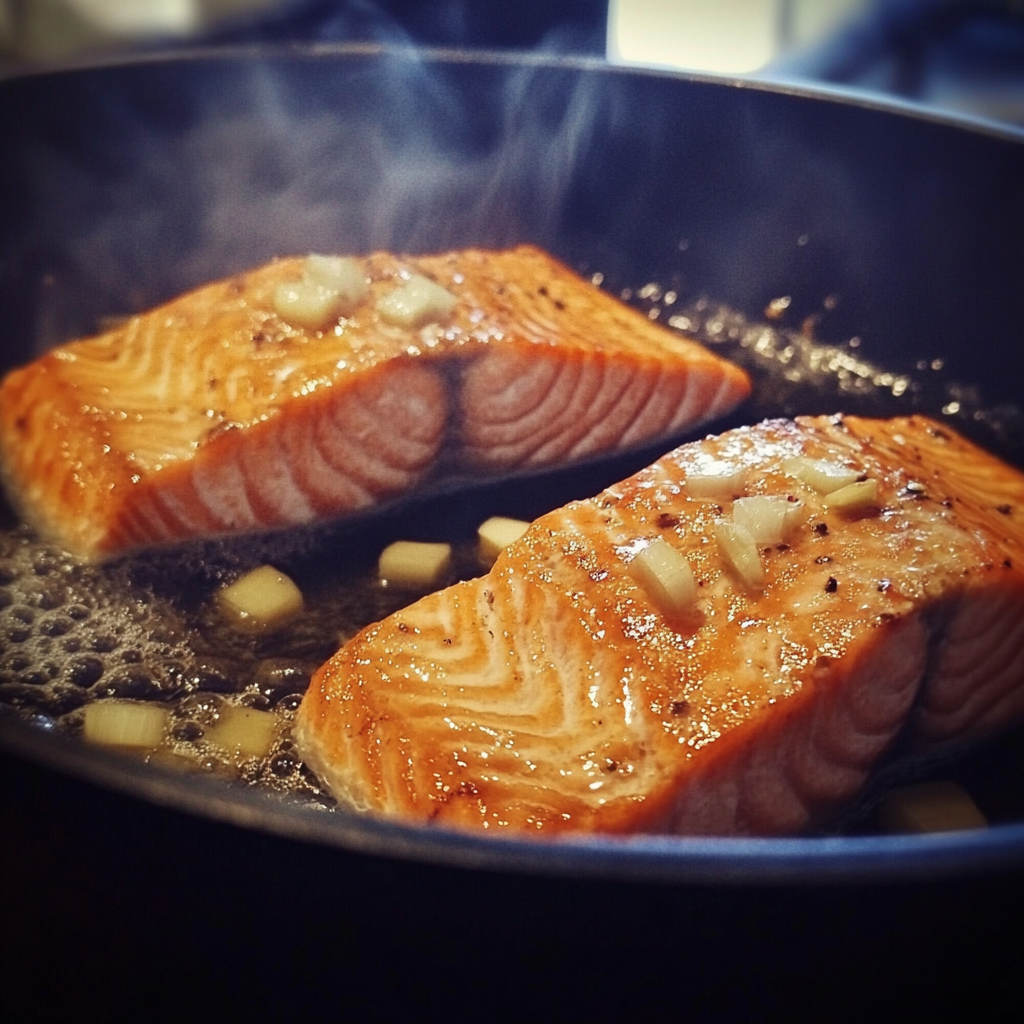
left=0, top=512, right=487, bottom=805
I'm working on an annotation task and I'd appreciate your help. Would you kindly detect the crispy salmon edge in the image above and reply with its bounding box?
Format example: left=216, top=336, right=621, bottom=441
left=0, top=245, right=751, bottom=562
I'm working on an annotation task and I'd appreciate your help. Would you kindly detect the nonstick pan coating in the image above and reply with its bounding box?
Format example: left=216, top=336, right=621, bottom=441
left=1, top=45, right=1024, bottom=885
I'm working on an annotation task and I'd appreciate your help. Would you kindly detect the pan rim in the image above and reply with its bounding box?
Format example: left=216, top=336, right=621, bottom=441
left=4, top=713, right=1023, bottom=885
left=2, top=40, right=1022, bottom=147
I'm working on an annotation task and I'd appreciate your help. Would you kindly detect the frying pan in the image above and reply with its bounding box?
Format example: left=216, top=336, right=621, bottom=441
left=1, top=44, right=1023, bottom=1015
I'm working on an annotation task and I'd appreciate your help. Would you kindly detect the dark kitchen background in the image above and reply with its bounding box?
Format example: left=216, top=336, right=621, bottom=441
left=3, top=0, right=1024, bottom=125
left=2, top=3, right=1023, bottom=1021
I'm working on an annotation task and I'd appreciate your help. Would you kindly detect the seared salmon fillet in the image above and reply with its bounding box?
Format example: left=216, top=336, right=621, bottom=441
left=294, top=415, right=1024, bottom=836
left=0, top=245, right=749, bottom=561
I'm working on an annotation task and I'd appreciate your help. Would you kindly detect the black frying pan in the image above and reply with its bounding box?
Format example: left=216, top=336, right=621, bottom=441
left=1, top=45, right=1023, bottom=1017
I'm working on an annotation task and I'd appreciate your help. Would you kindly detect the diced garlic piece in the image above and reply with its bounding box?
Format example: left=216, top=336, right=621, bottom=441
left=784, top=498, right=806, bottom=534
left=83, top=701, right=169, bottom=749
left=783, top=456, right=860, bottom=494
left=273, top=280, right=342, bottom=332
left=877, top=781, right=987, bottom=834
left=686, top=461, right=747, bottom=499
left=478, top=516, right=531, bottom=564
left=628, top=538, right=698, bottom=616
left=303, top=254, right=368, bottom=312
left=146, top=749, right=202, bottom=772
left=714, top=520, right=764, bottom=589
left=376, top=274, right=457, bottom=328
left=379, top=540, right=452, bottom=588
left=205, top=705, right=279, bottom=760
left=218, top=565, right=304, bottom=633
left=824, top=478, right=879, bottom=513
left=732, top=495, right=793, bottom=546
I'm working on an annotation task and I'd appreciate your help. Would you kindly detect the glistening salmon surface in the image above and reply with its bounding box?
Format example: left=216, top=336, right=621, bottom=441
left=0, top=246, right=748, bottom=561
left=295, top=415, right=1024, bottom=835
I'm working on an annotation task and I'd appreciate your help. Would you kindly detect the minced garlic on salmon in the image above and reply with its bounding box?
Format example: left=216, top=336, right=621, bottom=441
left=0, top=245, right=749, bottom=561
left=294, top=415, right=1024, bottom=836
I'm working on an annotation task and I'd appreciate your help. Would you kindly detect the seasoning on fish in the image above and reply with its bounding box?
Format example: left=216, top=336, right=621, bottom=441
left=294, top=415, right=1024, bottom=836
left=0, top=245, right=750, bottom=561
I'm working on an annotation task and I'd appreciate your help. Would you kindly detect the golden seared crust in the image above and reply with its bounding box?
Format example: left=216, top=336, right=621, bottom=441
left=295, top=415, right=1024, bottom=837
left=0, top=245, right=749, bottom=560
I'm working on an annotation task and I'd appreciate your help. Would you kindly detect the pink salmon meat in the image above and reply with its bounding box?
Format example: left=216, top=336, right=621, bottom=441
left=0, top=245, right=749, bottom=561
left=295, top=415, right=1024, bottom=835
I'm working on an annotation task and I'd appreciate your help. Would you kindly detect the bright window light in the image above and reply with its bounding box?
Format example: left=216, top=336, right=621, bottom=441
left=608, top=0, right=781, bottom=74
left=66, top=0, right=199, bottom=36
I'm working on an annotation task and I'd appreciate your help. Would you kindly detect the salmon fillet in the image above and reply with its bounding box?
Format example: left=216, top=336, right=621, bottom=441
left=0, top=245, right=749, bottom=561
left=294, top=415, right=1024, bottom=836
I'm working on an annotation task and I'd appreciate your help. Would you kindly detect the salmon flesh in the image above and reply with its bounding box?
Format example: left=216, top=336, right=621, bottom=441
left=0, top=245, right=749, bottom=561
left=294, top=415, right=1024, bottom=836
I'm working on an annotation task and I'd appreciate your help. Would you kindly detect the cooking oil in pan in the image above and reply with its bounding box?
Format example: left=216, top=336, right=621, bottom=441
left=1, top=284, right=1022, bottom=833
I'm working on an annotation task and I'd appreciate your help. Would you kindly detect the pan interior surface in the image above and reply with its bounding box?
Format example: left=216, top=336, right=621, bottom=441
left=1, top=45, right=1023, bottom=883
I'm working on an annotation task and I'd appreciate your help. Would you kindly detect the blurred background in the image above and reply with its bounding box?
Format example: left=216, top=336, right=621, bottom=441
left=1, top=1, right=1023, bottom=125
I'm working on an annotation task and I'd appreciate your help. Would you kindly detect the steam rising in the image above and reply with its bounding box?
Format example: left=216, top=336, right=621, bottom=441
left=4, top=44, right=1021, bottom=423
left=9, top=47, right=631, bottom=352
